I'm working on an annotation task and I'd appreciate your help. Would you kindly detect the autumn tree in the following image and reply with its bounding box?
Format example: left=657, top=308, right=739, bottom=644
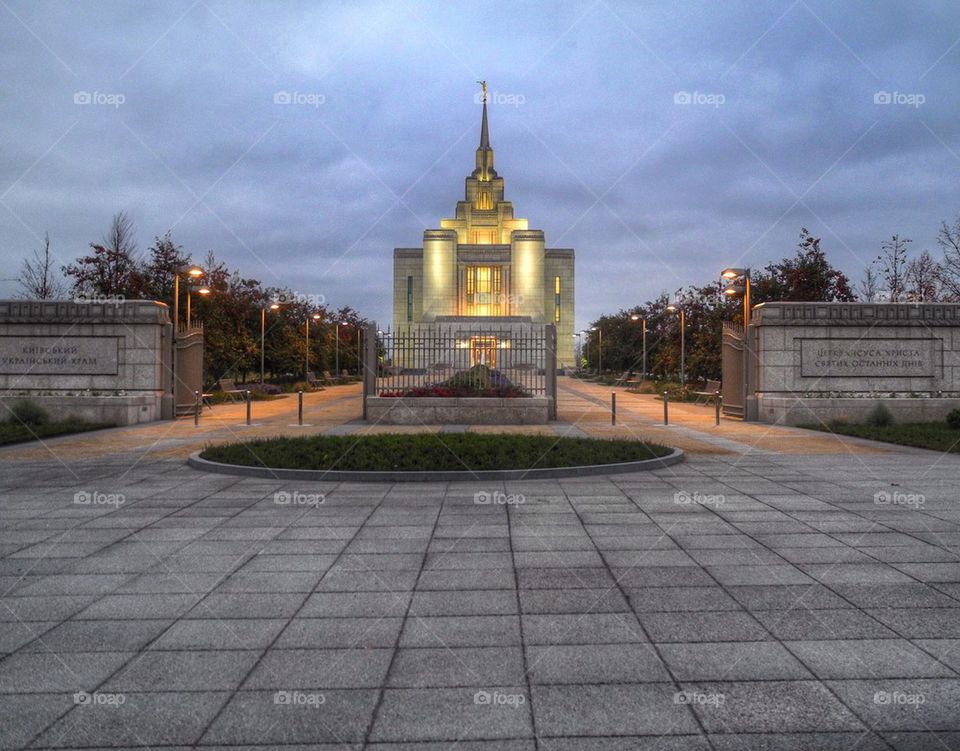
left=63, top=211, right=143, bottom=298
left=878, top=234, right=912, bottom=302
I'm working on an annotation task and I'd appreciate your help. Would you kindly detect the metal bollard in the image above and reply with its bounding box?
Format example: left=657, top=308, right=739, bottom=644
left=245, top=390, right=251, bottom=426
left=611, top=392, right=616, bottom=426
left=663, top=390, right=669, bottom=425
left=715, top=391, right=721, bottom=426
left=194, top=390, right=200, bottom=426
left=298, top=390, right=303, bottom=426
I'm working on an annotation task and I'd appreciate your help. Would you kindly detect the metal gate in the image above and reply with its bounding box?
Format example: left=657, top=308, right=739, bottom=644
left=721, top=322, right=744, bottom=418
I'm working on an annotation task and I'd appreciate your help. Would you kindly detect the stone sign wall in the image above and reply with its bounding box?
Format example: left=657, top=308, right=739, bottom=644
left=751, top=302, right=960, bottom=425
left=0, top=300, right=172, bottom=426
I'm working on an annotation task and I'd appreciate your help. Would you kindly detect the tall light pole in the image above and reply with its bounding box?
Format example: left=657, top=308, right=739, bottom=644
left=261, top=302, right=280, bottom=384
left=305, top=313, right=321, bottom=377
left=186, top=283, right=210, bottom=327
left=721, top=268, right=751, bottom=326
left=666, top=303, right=685, bottom=385
left=630, top=314, right=647, bottom=380
left=590, top=326, right=602, bottom=375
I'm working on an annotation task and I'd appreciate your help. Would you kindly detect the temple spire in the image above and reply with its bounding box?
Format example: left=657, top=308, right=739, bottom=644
left=472, top=80, right=496, bottom=181
left=479, top=81, right=490, bottom=149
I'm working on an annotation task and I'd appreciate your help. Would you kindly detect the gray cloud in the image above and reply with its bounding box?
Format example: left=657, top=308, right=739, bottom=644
left=1, top=0, right=957, bottom=330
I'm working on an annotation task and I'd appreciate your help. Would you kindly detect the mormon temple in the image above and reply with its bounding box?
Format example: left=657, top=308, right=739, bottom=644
left=392, top=84, right=576, bottom=370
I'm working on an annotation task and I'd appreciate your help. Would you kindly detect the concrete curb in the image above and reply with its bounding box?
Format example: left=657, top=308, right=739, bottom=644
left=187, top=447, right=685, bottom=483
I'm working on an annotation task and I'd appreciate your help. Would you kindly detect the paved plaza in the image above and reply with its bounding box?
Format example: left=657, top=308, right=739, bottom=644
left=2, top=378, right=959, bottom=749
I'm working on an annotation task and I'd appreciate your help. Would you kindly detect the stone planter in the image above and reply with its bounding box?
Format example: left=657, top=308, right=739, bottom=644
left=366, top=396, right=551, bottom=425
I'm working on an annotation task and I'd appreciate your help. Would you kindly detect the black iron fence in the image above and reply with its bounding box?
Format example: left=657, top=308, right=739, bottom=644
left=374, top=324, right=553, bottom=397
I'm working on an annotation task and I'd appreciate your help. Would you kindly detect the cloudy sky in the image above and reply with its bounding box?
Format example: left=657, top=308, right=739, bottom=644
left=1, top=0, right=958, bottom=331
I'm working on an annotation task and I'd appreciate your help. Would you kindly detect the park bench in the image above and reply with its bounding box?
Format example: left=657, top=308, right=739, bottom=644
left=692, top=379, right=722, bottom=405
left=216, top=378, right=246, bottom=403
left=612, top=371, right=632, bottom=387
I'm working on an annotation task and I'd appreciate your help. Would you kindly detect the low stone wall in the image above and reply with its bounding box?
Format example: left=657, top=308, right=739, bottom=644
left=366, top=396, right=551, bottom=425
left=0, top=393, right=161, bottom=426
left=757, top=395, right=960, bottom=426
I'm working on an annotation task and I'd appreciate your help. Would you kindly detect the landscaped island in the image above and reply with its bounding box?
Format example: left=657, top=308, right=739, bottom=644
left=199, top=433, right=672, bottom=472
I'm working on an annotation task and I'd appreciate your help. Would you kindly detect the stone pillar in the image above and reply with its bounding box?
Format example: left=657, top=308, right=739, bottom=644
left=511, top=230, right=545, bottom=320
left=421, top=229, right=458, bottom=321
left=362, top=323, right=377, bottom=420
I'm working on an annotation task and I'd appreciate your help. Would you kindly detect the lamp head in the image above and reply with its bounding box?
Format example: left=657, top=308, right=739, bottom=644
left=312, top=313, right=321, bottom=320
left=196, top=286, right=211, bottom=295
left=724, top=285, right=744, bottom=296
left=666, top=303, right=678, bottom=313
left=187, top=265, right=204, bottom=278
left=269, top=303, right=280, bottom=311
left=721, top=267, right=748, bottom=280
left=630, top=314, right=640, bottom=321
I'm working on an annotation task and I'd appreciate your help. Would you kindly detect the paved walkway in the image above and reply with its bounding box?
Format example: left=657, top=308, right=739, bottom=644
left=3, top=380, right=959, bottom=749
left=0, top=377, right=887, bottom=464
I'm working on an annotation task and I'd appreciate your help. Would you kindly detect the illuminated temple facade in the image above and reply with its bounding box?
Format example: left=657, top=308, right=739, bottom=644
left=392, top=92, right=575, bottom=370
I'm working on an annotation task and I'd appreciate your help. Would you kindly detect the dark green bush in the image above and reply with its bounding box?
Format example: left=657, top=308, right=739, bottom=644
left=6, top=399, right=50, bottom=426
left=864, top=402, right=894, bottom=428
left=946, top=408, right=960, bottom=430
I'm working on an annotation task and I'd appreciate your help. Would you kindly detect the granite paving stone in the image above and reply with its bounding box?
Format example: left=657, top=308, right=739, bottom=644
left=4, top=418, right=960, bottom=746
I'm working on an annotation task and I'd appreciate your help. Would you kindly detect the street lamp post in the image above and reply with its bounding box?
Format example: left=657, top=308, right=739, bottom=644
left=590, top=326, right=602, bottom=375
left=666, top=303, right=685, bottom=385
left=335, top=322, right=342, bottom=376
left=721, top=267, right=751, bottom=326
left=261, top=302, right=280, bottom=385
left=630, top=314, right=647, bottom=380
left=186, top=283, right=210, bottom=327
left=305, top=313, right=321, bottom=377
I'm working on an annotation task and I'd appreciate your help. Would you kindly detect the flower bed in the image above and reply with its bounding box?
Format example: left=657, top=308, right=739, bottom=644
left=380, top=364, right=529, bottom=399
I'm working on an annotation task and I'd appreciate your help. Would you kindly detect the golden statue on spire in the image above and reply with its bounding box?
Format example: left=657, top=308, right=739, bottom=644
left=477, top=80, right=487, bottom=104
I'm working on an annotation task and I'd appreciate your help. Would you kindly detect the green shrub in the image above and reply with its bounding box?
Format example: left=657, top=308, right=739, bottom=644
left=864, top=402, right=894, bottom=428
left=6, top=399, right=50, bottom=426
left=947, top=408, right=960, bottom=430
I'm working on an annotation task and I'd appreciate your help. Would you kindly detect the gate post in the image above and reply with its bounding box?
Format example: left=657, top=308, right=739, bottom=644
left=545, top=324, right=558, bottom=421
left=363, top=323, right=377, bottom=420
